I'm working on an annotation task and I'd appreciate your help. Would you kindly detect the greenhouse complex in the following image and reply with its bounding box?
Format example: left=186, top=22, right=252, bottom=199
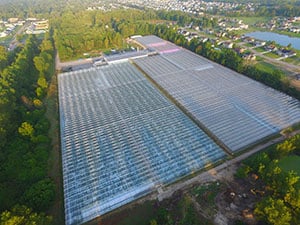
left=58, top=35, right=300, bottom=225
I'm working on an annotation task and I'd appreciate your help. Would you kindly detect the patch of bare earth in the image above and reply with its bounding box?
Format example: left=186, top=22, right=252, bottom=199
left=214, top=164, right=265, bottom=225
left=290, top=79, right=300, bottom=91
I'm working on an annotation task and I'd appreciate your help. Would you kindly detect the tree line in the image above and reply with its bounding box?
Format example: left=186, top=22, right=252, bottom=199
left=52, top=8, right=300, bottom=100
left=52, top=9, right=220, bottom=61
left=0, top=33, right=55, bottom=224
left=152, top=25, right=300, bottom=101
left=52, top=9, right=158, bottom=61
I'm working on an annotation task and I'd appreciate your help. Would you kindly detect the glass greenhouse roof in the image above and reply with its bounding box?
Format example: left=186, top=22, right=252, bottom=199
left=58, top=62, right=226, bottom=225
left=132, top=38, right=300, bottom=152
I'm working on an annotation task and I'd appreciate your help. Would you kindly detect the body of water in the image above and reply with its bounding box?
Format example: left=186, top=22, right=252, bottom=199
left=245, top=31, right=300, bottom=50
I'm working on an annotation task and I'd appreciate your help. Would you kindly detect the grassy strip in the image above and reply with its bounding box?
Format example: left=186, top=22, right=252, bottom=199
left=283, top=56, right=300, bottom=65
left=254, top=61, right=277, bottom=73
left=254, top=46, right=267, bottom=53
left=45, top=73, right=65, bottom=225
left=279, top=155, right=300, bottom=174
left=264, top=52, right=280, bottom=59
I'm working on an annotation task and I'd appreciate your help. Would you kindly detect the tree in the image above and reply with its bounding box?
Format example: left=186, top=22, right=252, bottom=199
left=37, top=76, right=48, bottom=89
left=0, top=205, right=52, bottom=225
left=18, top=122, right=34, bottom=138
left=33, top=99, right=43, bottom=108
left=36, top=87, right=45, bottom=98
left=40, top=39, right=54, bottom=53
left=22, top=178, right=55, bottom=211
left=0, top=46, right=8, bottom=71
left=273, top=139, right=296, bottom=159
left=255, top=197, right=292, bottom=225
left=34, top=53, right=51, bottom=77
left=150, top=219, right=158, bottom=225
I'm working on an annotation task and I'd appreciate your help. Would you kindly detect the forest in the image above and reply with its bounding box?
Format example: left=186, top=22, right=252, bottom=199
left=0, top=33, right=55, bottom=223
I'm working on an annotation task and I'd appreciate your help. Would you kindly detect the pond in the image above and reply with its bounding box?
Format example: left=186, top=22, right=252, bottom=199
left=245, top=31, right=300, bottom=50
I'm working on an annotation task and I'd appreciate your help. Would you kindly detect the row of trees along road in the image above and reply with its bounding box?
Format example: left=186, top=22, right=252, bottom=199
left=0, top=33, right=55, bottom=223
left=151, top=24, right=300, bottom=101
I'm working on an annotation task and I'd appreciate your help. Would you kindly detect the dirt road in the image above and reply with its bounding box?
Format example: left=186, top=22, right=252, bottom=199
left=156, top=130, right=300, bottom=202
left=55, top=52, right=93, bottom=71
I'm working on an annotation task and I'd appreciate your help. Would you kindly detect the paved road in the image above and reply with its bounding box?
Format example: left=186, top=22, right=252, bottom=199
left=9, top=22, right=29, bottom=51
left=55, top=52, right=94, bottom=71
left=156, top=130, right=300, bottom=201
left=237, top=42, right=300, bottom=75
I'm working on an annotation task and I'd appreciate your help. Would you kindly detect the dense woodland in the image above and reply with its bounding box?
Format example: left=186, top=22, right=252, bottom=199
left=52, top=9, right=219, bottom=61
left=0, top=33, right=55, bottom=223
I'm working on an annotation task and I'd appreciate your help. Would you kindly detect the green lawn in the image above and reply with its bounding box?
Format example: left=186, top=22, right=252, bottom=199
left=279, top=155, right=300, bottom=175
left=244, top=43, right=254, bottom=47
left=283, top=56, right=300, bottom=65
left=255, top=61, right=277, bottom=73
left=282, top=49, right=300, bottom=65
left=265, top=52, right=280, bottom=59
left=46, top=74, right=65, bottom=225
left=274, top=30, right=300, bottom=38
left=255, top=55, right=264, bottom=61
left=254, top=46, right=266, bottom=53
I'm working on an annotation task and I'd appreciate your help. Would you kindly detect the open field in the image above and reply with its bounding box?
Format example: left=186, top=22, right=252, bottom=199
left=283, top=56, right=300, bottom=65
left=253, top=46, right=266, bottom=53
left=264, top=51, right=280, bottom=59
left=254, top=61, right=278, bottom=73
left=279, top=155, right=300, bottom=175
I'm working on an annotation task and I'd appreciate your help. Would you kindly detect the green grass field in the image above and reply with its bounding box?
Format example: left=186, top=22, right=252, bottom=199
left=282, top=49, right=300, bottom=65
left=244, top=43, right=254, bottom=47
left=255, top=61, right=277, bottom=73
left=265, top=52, right=280, bottom=59
left=254, top=46, right=267, bottom=53
left=283, top=56, right=300, bottom=65
left=279, top=155, right=300, bottom=175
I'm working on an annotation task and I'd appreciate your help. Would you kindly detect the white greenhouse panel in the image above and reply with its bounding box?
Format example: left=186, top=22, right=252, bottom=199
left=58, top=62, right=225, bottom=225
left=133, top=36, right=300, bottom=152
